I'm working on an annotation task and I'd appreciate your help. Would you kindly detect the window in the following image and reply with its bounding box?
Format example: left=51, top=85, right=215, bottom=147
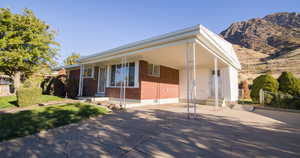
left=83, top=66, right=94, bottom=78
left=110, top=62, right=135, bottom=87
left=212, top=70, right=220, bottom=76
left=148, top=63, right=160, bottom=77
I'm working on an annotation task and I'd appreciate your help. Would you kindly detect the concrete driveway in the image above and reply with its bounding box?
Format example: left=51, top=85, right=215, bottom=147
left=0, top=104, right=299, bottom=158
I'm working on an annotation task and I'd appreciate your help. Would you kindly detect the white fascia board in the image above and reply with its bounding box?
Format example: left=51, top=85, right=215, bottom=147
left=78, top=25, right=202, bottom=63
left=81, top=38, right=196, bottom=65
left=199, top=26, right=241, bottom=70
left=52, top=64, right=80, bottom=71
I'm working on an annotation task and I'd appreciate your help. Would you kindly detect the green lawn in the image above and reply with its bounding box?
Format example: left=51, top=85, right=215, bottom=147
left=0, top=103, right=109, bottom=142
left=0, top=96, right=17, bottom=109
left=0, top=95, right=65, bottom=109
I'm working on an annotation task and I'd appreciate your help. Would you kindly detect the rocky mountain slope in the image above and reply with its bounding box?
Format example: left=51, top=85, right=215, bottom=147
left=221, top=12, right=300, bottom=81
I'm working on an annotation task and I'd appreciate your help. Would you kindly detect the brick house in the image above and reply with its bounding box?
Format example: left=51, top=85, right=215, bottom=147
left=61, top=25, right=241, bottom=107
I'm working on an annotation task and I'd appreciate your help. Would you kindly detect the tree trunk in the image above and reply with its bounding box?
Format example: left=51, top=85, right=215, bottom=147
left=13, top=71, right=21, bottom=93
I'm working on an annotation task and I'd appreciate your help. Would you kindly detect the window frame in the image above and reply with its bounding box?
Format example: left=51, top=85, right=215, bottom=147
left=108, top=61, right=138, bottom=88
left=83, top=66, right=94, bottom=78
left=148, top=63, right=160, bottom=77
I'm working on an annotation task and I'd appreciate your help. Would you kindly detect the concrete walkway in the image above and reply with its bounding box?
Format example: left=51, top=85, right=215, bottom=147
left=0, top=104, right=299, bottom=158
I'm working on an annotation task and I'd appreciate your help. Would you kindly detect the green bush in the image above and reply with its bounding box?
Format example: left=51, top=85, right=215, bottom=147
left=250, top=74, right=279, bottom=103
left=278, top=72, right=300, bottom=96
left=17, top=88, right=42, bottom=107
left=270, top=92, right=300, bottom=110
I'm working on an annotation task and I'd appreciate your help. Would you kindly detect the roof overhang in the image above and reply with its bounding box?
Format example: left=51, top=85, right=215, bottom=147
left=78, top=25, right=241, bottom=70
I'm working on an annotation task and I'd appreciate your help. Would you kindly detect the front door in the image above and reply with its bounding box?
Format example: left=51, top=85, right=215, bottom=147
left=97, top=67, right=107, bottom=95
left=210, top=71, right=222, bottom=98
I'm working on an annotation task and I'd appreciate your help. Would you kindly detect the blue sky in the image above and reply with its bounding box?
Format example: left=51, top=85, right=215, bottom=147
left=1, top=0, right=299, bottom=65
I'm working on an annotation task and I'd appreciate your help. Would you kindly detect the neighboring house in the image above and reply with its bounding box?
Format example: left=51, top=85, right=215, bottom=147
left=0, top=75, right=13, bottom=96
left=62, top=25, right=241, bottom=106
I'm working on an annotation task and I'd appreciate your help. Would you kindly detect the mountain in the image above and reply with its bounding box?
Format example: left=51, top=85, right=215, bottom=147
left=221, top=12, right=300, bottom=81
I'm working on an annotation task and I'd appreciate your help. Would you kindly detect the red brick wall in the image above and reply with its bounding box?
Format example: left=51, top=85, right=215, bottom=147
left=106, top=87, right=141, bottom=99
left=82, top=67, right=98, bottom=96
left=67, top=69, right=80, bottom=98
left=67, top=61, right=179, bottom=100
left=139, top=61, right=179, bottom=100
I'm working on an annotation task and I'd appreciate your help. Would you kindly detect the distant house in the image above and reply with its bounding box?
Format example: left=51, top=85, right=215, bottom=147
left=0, top=75, right=13, bottom=96
left=60, top=25, right=241, bottom=107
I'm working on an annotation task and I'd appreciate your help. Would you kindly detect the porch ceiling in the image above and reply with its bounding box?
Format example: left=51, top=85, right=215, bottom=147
left=138, top=42, right=228, bottom=70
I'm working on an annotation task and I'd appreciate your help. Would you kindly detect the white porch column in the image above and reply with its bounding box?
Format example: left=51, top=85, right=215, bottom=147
left=214, top=57, right=219, bottom=108
left=78, top=64, right=84, bottom=97
left=185, top=43, right=190, bottom=118
left=185, top=41, right=197, bottom=118
left=192, top=42, right=197, bottom=114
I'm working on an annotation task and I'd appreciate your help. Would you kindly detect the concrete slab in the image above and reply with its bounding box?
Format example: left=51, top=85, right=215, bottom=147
left=0, top=104, right=299, bottom=158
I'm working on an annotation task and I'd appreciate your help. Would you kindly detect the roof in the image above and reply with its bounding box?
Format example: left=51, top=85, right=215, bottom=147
left=76, top=25, right=241, bottom=70
left=53, top=64, right=80, bottom=71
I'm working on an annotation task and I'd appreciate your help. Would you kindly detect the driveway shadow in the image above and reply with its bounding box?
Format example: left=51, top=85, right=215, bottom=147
left=0, top=106, right=299, bottom=158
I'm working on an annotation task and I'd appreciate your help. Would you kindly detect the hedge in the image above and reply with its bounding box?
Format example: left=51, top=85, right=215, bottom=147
left=278, top=72, right=300, bottom=96
left=250, top=74, right=279, bottom=103
left=17, top=88, right=42, bottom=107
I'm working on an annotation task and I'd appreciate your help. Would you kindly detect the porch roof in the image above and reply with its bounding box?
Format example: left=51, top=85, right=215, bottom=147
left=78, top=25, right=241, bottom=70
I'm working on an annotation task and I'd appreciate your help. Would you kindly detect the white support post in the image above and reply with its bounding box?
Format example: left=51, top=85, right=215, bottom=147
left=214, top=57, right=219, bottom=108
left=192, top=42, right=197, bottom=115
left=123, top=56, right=127, bottom=108
left=185, top=41, right=197, bottom=119
left=119, top=57, right=124, bottom=106
left=78, top=64, right=84, bottom=97
left=185, top=43, right=190, bottom=119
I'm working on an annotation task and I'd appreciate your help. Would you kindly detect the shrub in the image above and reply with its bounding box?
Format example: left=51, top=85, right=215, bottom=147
left=17, top=87, right=42, bottom=107
left=250, top=74, right=279, bottom=103
left=270, top=92, right=300, bottom=109
left=278, top=72, right=300, bottom=96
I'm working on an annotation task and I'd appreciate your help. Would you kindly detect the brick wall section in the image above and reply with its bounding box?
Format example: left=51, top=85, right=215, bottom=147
left=106, top=87, right=141, bottom=99
left=67, top=61, right=179, bottom=100
left=82, top=66, right=98, bottom=96
left=67, top=67, right=98, bottom=97
left=139, top=60, right=179, bottom=100
left=67, top=69, right=80, bottom=98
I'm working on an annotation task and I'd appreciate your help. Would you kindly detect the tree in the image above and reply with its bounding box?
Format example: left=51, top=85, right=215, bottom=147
left=250, top=74, right=279, bottom=102
left=0, top=8, right=59, bottom=90
left=278, top=72, right=300, bottom=96
left=64, top=52, right=80, bottom=65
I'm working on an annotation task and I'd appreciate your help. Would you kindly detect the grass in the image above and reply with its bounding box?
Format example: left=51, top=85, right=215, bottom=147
left=238, top=98, right=254, bottom=104
left=0, top=103, right=109, bottom=142
left=0, top=96, right=17, bottom=109
left=0, top=95, right=65, bottom=109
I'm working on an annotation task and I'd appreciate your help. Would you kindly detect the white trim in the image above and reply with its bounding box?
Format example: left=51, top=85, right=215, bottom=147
left=82, top=65, right=94, bottom=78
left=78, top=25, right=241, bottom=70
left=79, top=25, right=201, bottom=61
left=106, top=65, right=110, bottom=87
left=134, top=60, right=140, bottom=88
left=80, top=38, right=194, bottom=65
left=78, top=64, right=84, bottom=96
left=97, top=66, right=107, bottom=94
left=53, top=64, right=80, bottom=71
left=108, top=98, right=179, bottom=108
left=107, top=60, right=139, bottom=88
left=214, top=57, right=219, bottom=107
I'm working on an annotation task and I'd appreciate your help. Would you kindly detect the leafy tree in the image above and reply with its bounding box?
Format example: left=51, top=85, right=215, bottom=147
left=0, top=8, right=59, bottom=90
left=250, top=74, right=279, bottom=102
left=64, top=52, right=80, bottom=65
left=278, top=72, right=300, bottom=96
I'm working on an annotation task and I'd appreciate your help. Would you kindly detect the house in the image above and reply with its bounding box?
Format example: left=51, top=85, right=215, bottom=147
left=0, top=75, right=13, bottom=96
left=63, top=25, right=241, bottom=107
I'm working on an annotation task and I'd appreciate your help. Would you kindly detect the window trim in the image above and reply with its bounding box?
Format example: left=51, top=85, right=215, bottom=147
left=148, top=63, right=160, bottom=77
left=83, top=66, right=94, bottom=78
left=107, top=61, right=139, bottom=88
